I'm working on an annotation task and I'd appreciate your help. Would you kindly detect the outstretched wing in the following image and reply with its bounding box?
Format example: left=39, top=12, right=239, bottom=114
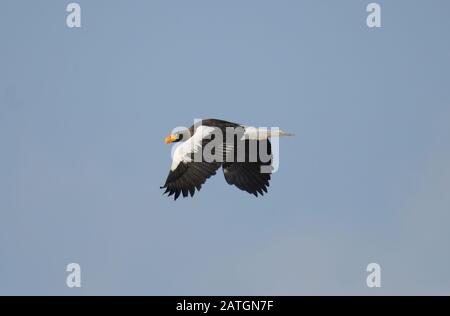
left=161, top=125, right=221, bottom=200
left=161, top=161, right=221, bottom=200
left=222, top=139, right=273, bottom=196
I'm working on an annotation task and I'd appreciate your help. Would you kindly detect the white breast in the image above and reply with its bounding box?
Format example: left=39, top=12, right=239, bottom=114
left=170, top=126, right=216, bottom=170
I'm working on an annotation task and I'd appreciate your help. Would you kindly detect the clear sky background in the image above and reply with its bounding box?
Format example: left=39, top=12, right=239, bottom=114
left=1, top=0, right=450, bottom=295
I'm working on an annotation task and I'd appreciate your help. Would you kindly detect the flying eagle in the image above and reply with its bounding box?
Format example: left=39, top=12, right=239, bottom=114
left=161, top=119, right=293, bottom=200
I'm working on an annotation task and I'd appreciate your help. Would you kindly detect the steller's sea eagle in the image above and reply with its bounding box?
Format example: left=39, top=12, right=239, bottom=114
left=161, top=119, right=293, bottom=200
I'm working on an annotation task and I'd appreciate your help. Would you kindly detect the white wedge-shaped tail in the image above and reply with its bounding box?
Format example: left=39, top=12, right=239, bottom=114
left=241, top=127, right=294, bottom=140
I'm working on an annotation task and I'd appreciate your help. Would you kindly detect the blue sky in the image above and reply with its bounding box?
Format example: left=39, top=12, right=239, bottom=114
left=1, top=0, right=450, bottom=295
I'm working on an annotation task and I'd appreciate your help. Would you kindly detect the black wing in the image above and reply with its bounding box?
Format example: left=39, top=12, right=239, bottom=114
left=161, top=161, right=221, bottom=200
left=222, top=139, right=273, bottom=196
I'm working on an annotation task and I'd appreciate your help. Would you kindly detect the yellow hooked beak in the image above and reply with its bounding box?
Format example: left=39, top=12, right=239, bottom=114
left=164, top=134, right=178, bottom=144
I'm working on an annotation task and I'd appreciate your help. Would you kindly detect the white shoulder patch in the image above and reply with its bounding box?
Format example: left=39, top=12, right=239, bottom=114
left=170, top=126, right=216, bottom=170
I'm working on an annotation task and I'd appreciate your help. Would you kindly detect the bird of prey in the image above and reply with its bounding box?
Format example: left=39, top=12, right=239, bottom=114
left=161, top=119, right=293, bottom=200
